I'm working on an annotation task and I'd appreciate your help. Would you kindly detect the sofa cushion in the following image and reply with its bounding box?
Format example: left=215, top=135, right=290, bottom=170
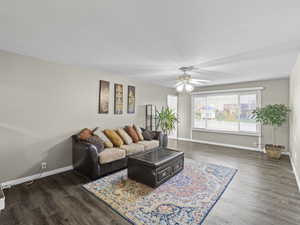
left=138, top=140, right=159, bottom=150
left=93, top=128, right=114, bottom=148
left=133, top=125, right=144, bottom=141
left=78, top=128, right=93, bottom=140
left=116, top=128, right=133, bottom=145
left=104, top=129, right=124, bottom=147
left=142, top=129, right=153, bottom=140
left=125, top=126, right=139, bottom=143
left=120, top=143, right=145, bottom=155
left=85, top=136, right=104, bottom=151
left=99, top=148, right=126, bottom=164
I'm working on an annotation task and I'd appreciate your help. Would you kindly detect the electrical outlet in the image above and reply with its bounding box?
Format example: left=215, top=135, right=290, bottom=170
left=41, top=162, right=47, bottom=170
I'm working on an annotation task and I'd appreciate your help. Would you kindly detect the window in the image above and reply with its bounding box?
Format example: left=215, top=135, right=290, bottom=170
left=167, top=95, right=178, bottom=138
left=192, top=89, right=261, bottom=135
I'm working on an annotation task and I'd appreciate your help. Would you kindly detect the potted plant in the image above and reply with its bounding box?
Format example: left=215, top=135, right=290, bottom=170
left=156, top=107, right=178, bottom=147
left=252, top=104, right=290, bottom=159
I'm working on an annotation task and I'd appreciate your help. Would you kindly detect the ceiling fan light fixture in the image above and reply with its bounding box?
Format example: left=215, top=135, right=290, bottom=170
left=176, top=82, right=194, bottom=93
left=176, top=84, right=184, bottom=92
left=175, top=66, right=210, bottom=93
left=185, top=83, right=194, bottom=92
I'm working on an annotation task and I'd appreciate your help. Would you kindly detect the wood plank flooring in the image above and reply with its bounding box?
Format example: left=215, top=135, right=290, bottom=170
left=1, top=139, right=300, bottom=225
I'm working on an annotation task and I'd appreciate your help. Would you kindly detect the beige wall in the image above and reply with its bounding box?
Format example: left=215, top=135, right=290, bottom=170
left=290, top=54, right=300, bottom=187
left=178, top=79, right=289, bottom=150
left=0, top=50, right=174, bottom=182
left=177, top=94, right=192, bottom=139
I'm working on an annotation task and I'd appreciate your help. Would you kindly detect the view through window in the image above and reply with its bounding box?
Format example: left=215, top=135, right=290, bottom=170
left=193, top=92, right=258, bottom=133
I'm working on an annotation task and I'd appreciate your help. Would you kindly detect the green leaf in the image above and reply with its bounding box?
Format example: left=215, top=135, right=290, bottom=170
left=155, top=107, right=178, bottom=135
left=251, top=104, right=290, bottom=127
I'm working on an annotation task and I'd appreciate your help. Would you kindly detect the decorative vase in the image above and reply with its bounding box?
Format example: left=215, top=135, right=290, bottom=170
left=162, top=134, right=168, bottom=148
left=265, top=144, right=284, bottom=159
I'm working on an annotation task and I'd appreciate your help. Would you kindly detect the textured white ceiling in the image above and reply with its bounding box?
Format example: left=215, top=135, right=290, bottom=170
left=1, top=0, right=300, bottom=87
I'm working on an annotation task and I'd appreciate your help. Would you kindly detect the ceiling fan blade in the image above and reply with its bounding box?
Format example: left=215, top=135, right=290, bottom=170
left=191, top=79, right=211, bottom=82
left=174, top=81, right=184, bottom=87
left=190, top=79, right=211, bottom=83
left=189, top=80, right=204, bottom=85
left=189, top=80, right=210, bottom=86
left=191, top=69, right=234, bottom=77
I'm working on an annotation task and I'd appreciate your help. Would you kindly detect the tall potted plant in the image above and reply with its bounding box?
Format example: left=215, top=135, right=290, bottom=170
left=252, top=104, right=290, bottom=159
left=156, top=107, right=178, bottom=147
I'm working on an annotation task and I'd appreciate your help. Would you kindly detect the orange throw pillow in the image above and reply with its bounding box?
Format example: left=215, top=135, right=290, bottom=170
left=125, top=126, right=139, bottom=143
left=78, top=128, right=93, bottom=140
left=103, top=129, right=124, bottom=147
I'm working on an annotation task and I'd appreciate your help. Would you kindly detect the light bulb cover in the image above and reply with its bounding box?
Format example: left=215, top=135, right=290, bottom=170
left=176, top=84, right=184, bottom=92
left=185, top=83, right=194, bottom=92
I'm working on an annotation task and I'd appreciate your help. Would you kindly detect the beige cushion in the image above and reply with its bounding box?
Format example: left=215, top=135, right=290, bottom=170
left=120, top=143, right=145, bottom=155
left=99, top=148, right=126, bottom=164
left=133, top=125, right=144, bottom=141
left=116, top=128, right=133, bottom=145
left=138, top=140, right=159, bottom=150
left=93, top=128, right=114, bottom=148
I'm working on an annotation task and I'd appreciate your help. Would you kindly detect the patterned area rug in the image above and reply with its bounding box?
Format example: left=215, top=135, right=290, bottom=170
left=83, top=158, right=237, bottom=225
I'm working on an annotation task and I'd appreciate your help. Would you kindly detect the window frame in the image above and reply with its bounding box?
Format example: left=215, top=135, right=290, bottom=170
left=191, top=87, right=263, bottom=137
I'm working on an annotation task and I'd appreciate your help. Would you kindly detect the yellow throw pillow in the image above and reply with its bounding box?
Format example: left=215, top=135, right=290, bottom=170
left=104, top=129, right=124, bottom=147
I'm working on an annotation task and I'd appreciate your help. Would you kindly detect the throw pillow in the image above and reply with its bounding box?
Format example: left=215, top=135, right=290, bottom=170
left=125, top=126, right=139, bottom=143
left=133, top=125, right=144, bottom=141
left=142, top=129, right=153, bottom=140
left=103, top=129, right=124, bottom=147
left=116, top=128, right=133, bottom=145
left=93, top=128, right=114, bottom=148
left=78, top=128, right=93, bottom=140
left=85, top=136, right=104, bottom=152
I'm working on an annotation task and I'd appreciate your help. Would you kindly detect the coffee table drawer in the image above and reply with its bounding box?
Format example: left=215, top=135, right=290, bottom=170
left=157, top=166, right=173, bottom=181
left=173, top=159, right=184, bottom=172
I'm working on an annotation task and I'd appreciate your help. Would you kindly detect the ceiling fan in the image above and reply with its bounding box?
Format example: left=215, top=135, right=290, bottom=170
left=175, top=66, right=211, bottom=92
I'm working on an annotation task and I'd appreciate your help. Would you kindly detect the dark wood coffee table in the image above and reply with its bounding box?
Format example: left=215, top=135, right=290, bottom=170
left=127, top=147, right=184, bottom=188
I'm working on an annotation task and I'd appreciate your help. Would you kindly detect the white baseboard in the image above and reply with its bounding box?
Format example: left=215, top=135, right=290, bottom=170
left=1, top=165, right=73, bottom=189
left=169, top=137, right=290, bottom=155
left=290, top=158, right=300, bottom=192
left=169, top=137, right=262, bottom=151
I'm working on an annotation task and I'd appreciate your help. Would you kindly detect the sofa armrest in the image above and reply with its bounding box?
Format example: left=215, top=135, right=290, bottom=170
left=72, top=138, right=103, bottom=180
left=150, top=130, right=162, bottom=139
left=150, top=131, right=163, bottom=147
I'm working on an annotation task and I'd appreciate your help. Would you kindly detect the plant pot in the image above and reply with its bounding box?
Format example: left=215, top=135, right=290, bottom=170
left=265, top=144, right=285, bottom=159
left=162, top=134, right=168, bottom=148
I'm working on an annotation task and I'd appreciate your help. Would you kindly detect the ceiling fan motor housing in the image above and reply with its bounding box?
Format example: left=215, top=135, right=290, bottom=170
left=178, top=74, right=192, bottom=82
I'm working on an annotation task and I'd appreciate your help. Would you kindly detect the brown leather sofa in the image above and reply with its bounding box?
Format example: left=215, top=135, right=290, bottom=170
left=72, top=130, right=163, bottom=180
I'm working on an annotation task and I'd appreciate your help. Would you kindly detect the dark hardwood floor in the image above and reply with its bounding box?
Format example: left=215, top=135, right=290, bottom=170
left=1, top=139, right=300, bottom=225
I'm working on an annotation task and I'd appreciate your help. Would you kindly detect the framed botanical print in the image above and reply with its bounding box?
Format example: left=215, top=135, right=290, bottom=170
left=127, top=85, right=135, bottom=114
left=99, top=80, right=110, bottom=113
left=114, top=83, right=123, bottom=114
